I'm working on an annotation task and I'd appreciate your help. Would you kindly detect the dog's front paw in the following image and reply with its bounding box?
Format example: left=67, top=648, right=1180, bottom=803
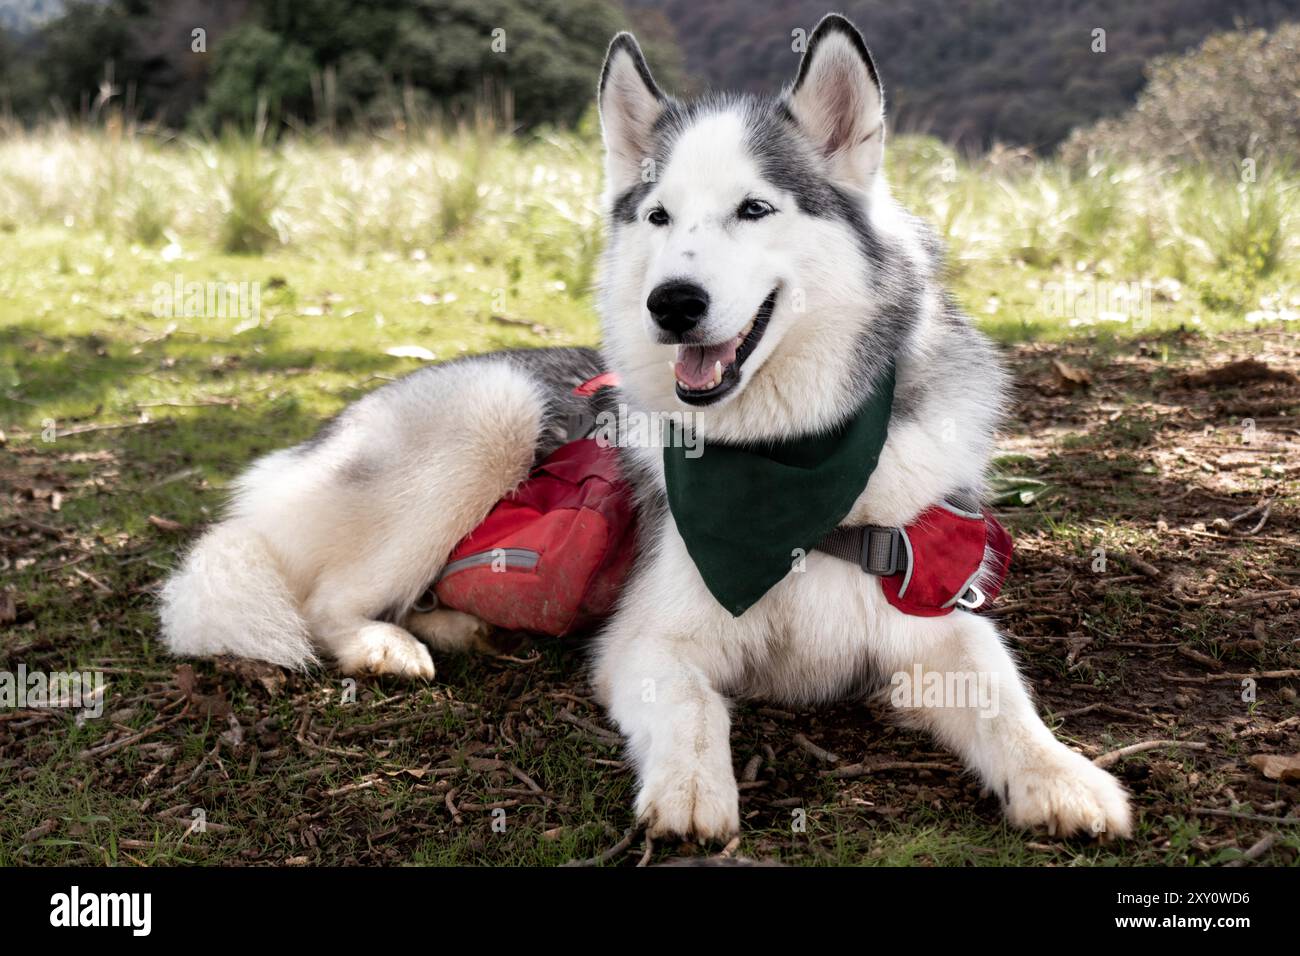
left=336, top=624, right=436, bottom=680
left=1004, top=745, right=1133, bottom=840
left=635, top=761, right=740, bottom=843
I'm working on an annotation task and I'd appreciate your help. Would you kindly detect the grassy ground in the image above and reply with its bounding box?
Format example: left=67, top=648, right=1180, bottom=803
left=1, top=124, right=1298, bottom=865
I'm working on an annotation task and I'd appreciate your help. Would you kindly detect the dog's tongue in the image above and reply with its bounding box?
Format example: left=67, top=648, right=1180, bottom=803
left=675, top=340, right=738, bottom=389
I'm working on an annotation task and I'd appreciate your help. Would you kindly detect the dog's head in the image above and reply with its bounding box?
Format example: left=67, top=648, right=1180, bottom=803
left=597, top=14, right=892, bottom=428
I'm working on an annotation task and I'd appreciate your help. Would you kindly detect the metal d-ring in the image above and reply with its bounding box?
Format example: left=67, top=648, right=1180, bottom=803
left=956, top=584, right=986, bottom=610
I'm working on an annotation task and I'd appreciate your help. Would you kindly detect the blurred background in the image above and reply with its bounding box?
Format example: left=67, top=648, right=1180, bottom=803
left=1, top=0, right=1297, bottom=327
left=1, top=1, right=1298, bottom=287
left=2, top=0, right=1299, bottom=154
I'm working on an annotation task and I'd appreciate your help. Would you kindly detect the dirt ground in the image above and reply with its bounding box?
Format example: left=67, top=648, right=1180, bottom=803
left=2, top=327, right=1297, bottom=866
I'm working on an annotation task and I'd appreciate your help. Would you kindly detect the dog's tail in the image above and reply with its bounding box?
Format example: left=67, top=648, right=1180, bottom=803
left=159, top=522, right=317, bottom=670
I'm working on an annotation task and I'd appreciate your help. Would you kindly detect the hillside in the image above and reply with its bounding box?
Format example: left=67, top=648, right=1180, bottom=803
left=631, top=0, right=1300, bottom=150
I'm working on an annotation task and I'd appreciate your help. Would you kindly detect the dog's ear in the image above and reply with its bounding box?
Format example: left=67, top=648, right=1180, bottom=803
left=787, top=15, right=884, bottom=190
left=598, top=33, right=666, bottom=194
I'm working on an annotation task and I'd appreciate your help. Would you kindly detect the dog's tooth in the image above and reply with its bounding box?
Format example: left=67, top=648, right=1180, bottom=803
left=713, top=360, right=723, bottom=387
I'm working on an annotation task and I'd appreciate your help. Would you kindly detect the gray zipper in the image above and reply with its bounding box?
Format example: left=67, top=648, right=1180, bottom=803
left=436, top=547, right=540, bottom=581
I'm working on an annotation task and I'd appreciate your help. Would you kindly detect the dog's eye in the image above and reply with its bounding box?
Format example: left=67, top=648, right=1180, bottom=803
left=738, top=199, right=775, bottom=220
left=647, top=206, right=670, bottom=227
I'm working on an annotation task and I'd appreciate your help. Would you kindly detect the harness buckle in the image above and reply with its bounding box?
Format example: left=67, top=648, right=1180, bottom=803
left=956, top=584, right=986, bottom=610
left=859, top=525, right=905, bottom=576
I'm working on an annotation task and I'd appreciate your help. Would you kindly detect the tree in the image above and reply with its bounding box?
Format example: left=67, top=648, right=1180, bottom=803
left=199, top=23, right=316, bottom=128
left=10, top=0, right=685, bottom=131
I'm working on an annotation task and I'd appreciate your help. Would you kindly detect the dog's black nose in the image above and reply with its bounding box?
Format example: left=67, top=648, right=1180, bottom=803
left=647, top=281, right=709, bottom=335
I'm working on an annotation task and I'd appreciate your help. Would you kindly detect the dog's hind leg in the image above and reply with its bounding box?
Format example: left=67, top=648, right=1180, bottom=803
left=312, top=615, right=437, bottom=679
left=296, top=360, right=546, bottom=677
left=403, top=608, right=493, bottom=654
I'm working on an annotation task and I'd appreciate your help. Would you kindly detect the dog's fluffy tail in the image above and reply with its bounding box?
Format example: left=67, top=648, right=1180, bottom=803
left=159, top=522, right=317, bottom=670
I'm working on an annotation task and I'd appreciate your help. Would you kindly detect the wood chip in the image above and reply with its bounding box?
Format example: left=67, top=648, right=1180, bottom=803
left=792, top=733, right=840, bottom=764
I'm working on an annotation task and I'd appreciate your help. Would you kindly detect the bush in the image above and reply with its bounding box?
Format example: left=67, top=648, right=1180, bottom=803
left=1060, top=24, right=1300, bottom=171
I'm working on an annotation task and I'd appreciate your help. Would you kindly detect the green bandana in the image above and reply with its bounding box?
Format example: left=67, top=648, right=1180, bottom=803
left=663, top=364, right=896, bottom=616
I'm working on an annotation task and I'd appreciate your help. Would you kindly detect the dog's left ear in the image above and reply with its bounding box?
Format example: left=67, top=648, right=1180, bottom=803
left=787, top=15, right=884, bottom=190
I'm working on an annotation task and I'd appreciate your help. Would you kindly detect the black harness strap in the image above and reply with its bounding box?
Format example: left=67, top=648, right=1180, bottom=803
left=814, top=525, right=906, bottom=577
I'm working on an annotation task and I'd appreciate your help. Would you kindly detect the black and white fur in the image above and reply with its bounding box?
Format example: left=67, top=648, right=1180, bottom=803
left=161, top=15, right=1132, bottom=842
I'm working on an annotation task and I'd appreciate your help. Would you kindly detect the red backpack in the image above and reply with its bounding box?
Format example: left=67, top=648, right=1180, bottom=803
left=432, top=432, right=637, bottom=637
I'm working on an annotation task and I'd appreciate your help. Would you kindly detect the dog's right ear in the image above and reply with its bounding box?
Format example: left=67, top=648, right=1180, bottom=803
left=598, top=33, right=666, bottom=194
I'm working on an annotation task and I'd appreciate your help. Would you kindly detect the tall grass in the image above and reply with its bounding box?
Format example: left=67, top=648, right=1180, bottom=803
left=1174, top=167, right=1293, bottom=277
left=0, top=121, right=1294, bottom=316
left=0, top=115, right=599, bottom=254
left=889, top=138, right=1298, bottom=315
left=212, top=131, right=285, bottom=254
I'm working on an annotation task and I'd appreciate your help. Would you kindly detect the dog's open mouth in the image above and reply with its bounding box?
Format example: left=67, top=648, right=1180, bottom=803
left=673, top=288, right=777, bottom=405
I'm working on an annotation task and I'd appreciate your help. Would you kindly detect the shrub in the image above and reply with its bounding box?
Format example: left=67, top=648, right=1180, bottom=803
left=1060, top=24, right=1300, bottom=171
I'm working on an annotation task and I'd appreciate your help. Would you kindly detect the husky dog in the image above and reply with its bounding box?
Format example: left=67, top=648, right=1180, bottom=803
left=161, top=15, right=1132, bottom=842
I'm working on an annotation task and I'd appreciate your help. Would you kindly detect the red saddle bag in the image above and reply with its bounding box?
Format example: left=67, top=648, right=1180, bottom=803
left=432, top=437, right=637, bottom=636
left=879, top=504, right=1013, bottom=617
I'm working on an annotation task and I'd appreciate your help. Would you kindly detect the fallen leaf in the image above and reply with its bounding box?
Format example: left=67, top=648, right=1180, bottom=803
left=22, top=819, right=57, bottom=842
left=169, top=664, right=231, bottom=716
left=987, top=475, right=1049, bottom=506
left=490, top=314, right=553, bottom=335
left=379, top=768, right=430, bottom=780
left=1249, top=753, right=1300, bottom=782
left=384, top=345, right=437, bottom=361
left=1051, top=358, right=1092, bottom=389
left=214, top=656, right=286, bottom=696
left=173, top=663, right=196, bottom=696
left=148, top=514, right=187, bottom=533
left=191, top=691, right=232, bottom=719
